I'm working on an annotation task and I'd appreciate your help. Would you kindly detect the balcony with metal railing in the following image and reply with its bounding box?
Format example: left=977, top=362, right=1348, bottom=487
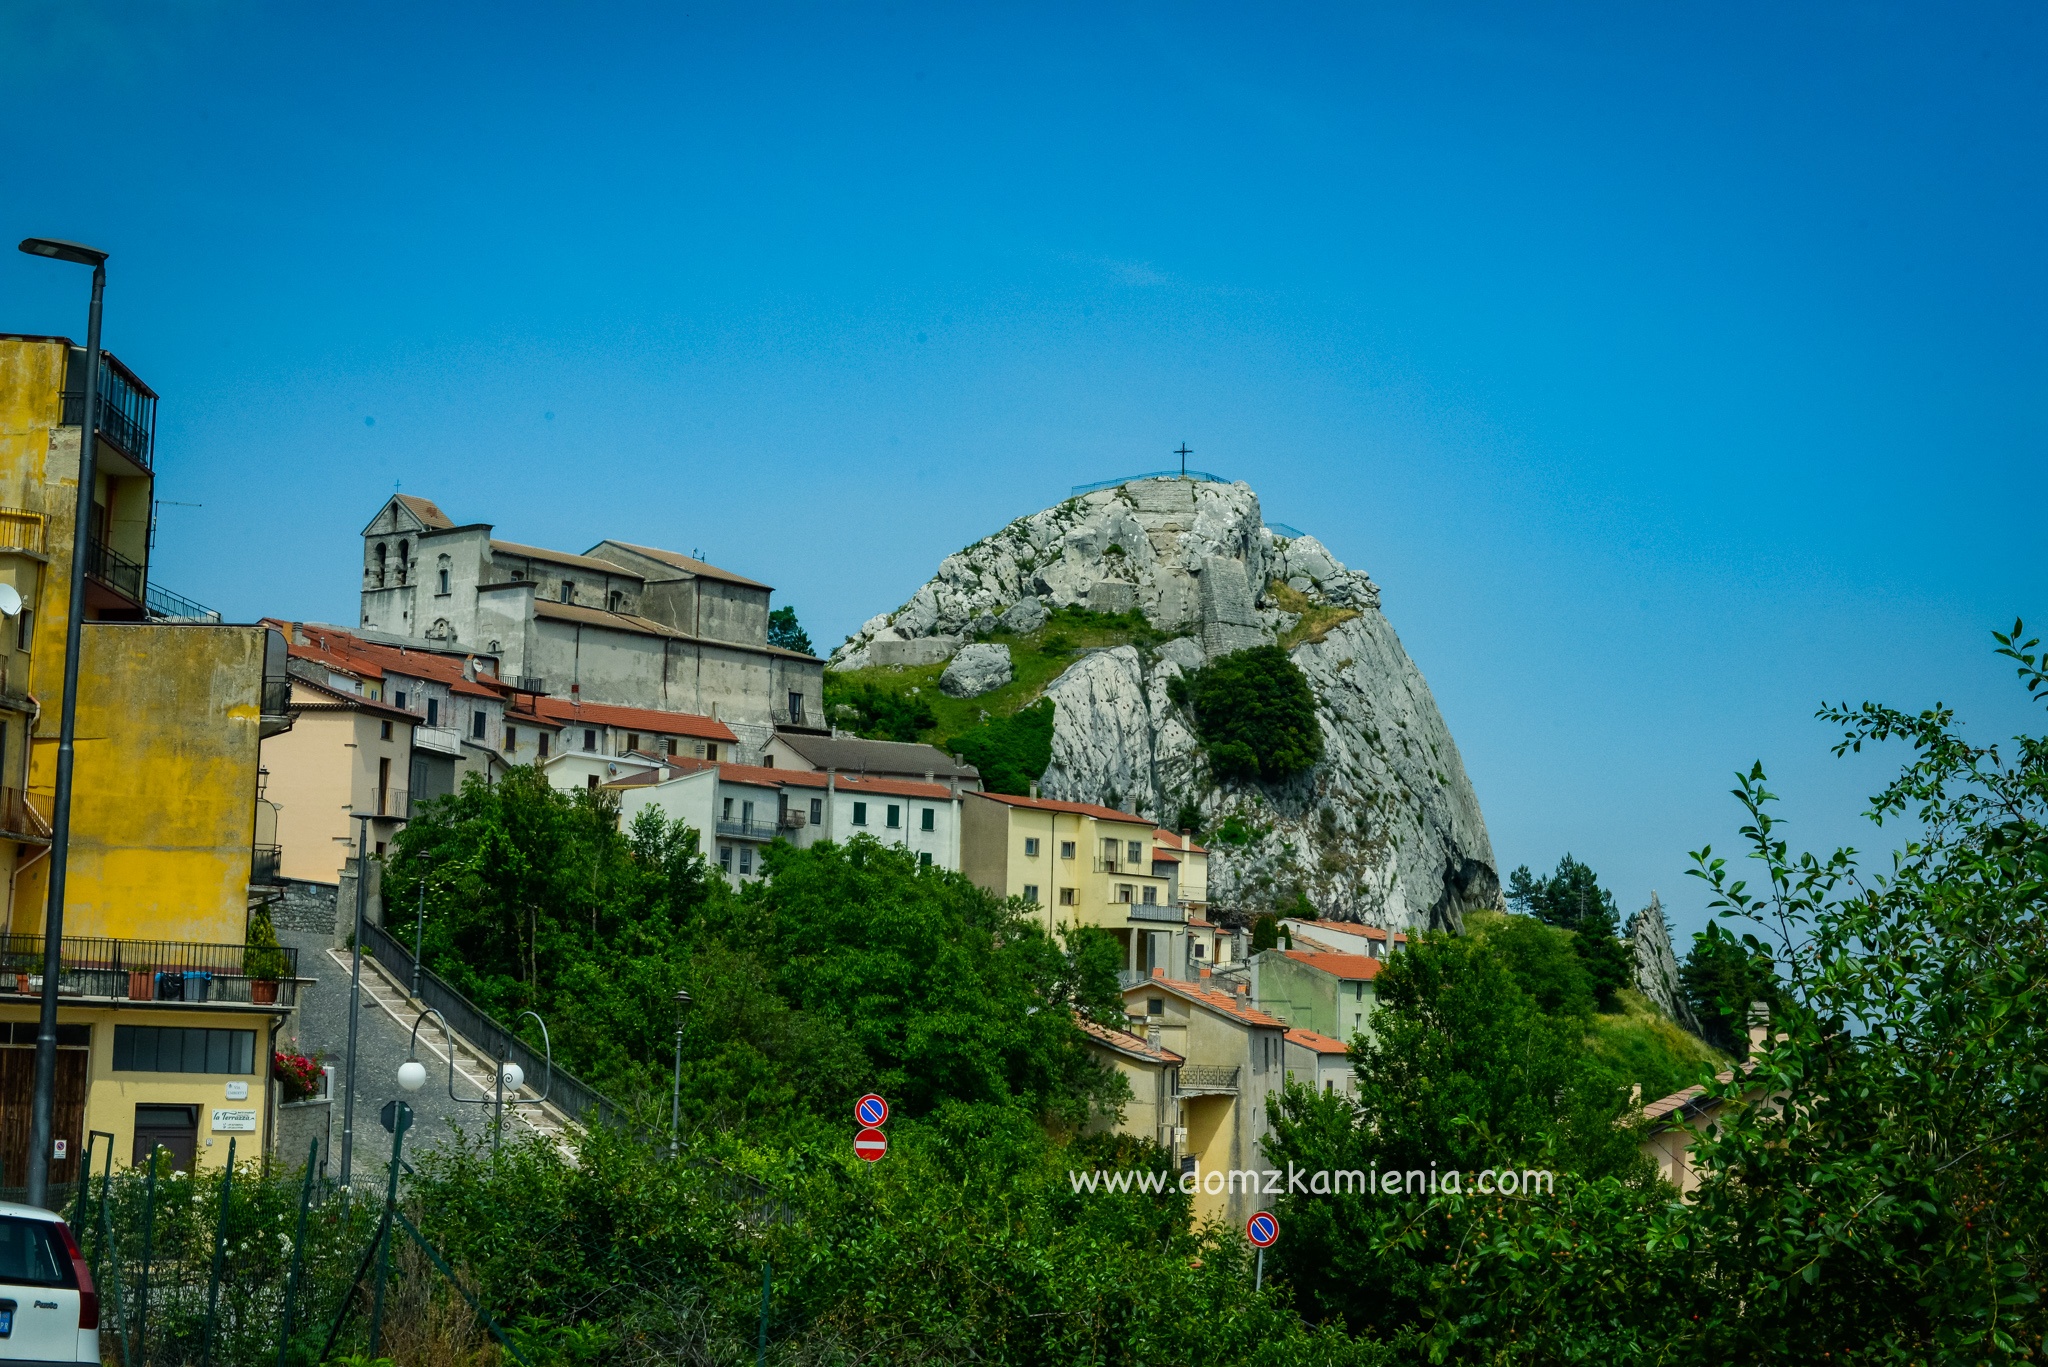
left=0, top=509, right=47, bottom=556
left=145, top=581, right=221, bottom=623
left=371, top=788, right=410, bottom=819
left=1126, top=902, right=1185, bottom=923
left=86, top=536, right=145, bottom=604
left=1176, top=1064, right=1240, bottom=1095
left=0, top=934, right=300, bottom=1009
left=251, top=845, right=283, bottom=887
left=716, top=818, right=782, bottom=841
left=61, top=350, right=156, bottom=470
left=0, top=788, right=51, bottom=844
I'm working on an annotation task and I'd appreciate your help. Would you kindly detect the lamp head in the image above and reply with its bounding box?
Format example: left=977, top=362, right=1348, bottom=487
left=397, top=1059, right=427, bottom=1093
left=18, top=238, right=108, bottom=268
left=501, top=1061, right=525, bottom=1092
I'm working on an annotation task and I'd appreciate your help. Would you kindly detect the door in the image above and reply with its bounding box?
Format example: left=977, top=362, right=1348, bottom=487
left=131, top=1105, right=198, bottom=1173
left=0, top=1214, right=82, bottom=1362
left=0, top=1046, right=88, bottom=1192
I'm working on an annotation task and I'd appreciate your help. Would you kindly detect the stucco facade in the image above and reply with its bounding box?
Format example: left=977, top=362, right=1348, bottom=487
left=354, top=495, right=821, bottom=744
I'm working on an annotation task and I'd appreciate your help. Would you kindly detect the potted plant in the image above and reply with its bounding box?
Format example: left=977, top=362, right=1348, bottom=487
left=244, top=909, right=288, bottom=1005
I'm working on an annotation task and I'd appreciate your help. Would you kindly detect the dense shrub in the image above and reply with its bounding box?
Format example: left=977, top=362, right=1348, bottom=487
left=945, top=698, right=1055, bottom=795
left=1169, top=645, right=1324, bottom=783
left=1504, top=854, right=1633, bottom=1010
left=821, top=678, right=936, bottom=741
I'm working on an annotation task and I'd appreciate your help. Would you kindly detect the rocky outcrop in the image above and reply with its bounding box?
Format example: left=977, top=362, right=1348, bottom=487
left=1627, top=893, right=1700, bottom=1032
left=941, top=643, right=1013, bottom=698
left=830, top=476, right=1495, bottom=933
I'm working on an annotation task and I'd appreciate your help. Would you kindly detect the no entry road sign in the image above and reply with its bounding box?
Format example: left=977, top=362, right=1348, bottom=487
left=1246, top=1211, right=1279, bottom=1247
left=855, top=1093, right=889, bottom=1127
left=854, top=1127, right=888, bottom=1162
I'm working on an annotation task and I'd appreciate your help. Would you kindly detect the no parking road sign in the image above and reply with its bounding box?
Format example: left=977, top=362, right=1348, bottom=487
left=854, top=1127, right=889, bottom=1162
left=855, top=1093, right=889, bottom=1127
left=1246, top=1211, right=1279, bottom=1247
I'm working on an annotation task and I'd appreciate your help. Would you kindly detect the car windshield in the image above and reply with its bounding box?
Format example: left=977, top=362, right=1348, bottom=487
left=0, top=1216, right=72, bottom=1288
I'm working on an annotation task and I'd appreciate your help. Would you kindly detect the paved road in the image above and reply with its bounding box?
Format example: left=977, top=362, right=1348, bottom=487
left=277, top=925, right=565, bottom=1184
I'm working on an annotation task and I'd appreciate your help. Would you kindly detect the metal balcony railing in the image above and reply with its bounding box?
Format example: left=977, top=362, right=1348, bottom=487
left=251, top=845, right=282, bottom=886
left=0, top=788, right=51, bottom=843
left=1127, top=903, right=1184, bottom=923
left=715, top=819, right=781, bottom=840
left=86, top=537, right=144, bottom=602
left=373, top=787, right=410, bottom=819
left=0, top=934, right=299, bottom=1007
left=145, top=581, right=221, bottom=623
left=1177, top=1064, right=1240, bottom=1095
left=262, top=678, right=293, bottom=715
left=0, top=509, right=47, bottom=555
left=62, top=352, right=155, bottom=469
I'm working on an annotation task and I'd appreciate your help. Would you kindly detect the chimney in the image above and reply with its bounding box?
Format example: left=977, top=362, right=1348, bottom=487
left=1029, top=781, right=1039, bottom=798
left=1146, top=1023, right=1162, bottom=1050
left=1747, top=1002, right=1771, bottom=1056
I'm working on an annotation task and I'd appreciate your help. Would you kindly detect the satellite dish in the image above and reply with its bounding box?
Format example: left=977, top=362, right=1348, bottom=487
left=0, top=585, right=22, bottom=617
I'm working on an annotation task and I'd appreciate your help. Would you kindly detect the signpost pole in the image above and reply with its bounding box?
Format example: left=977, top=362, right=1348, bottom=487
left=1256, top=1247, right=1264, bottom=1292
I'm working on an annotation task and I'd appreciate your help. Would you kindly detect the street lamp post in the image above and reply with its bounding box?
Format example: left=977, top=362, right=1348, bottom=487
left=411, top=877, right=425, bottom=999
left=17, top=236, right=109, bottom=1210
left=400, top=1007, right=553, bottom=1158
left=669, top=989, right=691, bottom=1159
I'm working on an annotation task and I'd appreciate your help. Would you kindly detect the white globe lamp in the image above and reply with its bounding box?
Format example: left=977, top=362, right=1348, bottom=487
left=501, top=1061, right=525, bottom=1092
left=397, top=1060, right=427, bottom=1093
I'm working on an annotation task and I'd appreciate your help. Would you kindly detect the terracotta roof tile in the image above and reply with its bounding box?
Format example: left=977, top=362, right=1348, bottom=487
left=1285, top=1027, right=1351, bottom=1054
left=597, top=541, right=770, bottom=590
left=1124, top=973, right=1290, bottom=1030
left=971, top=791, right=1156, bottom=826
left=1076, top=1014, right=1184, bottom=1065
left=1287, top=918, right=1407, bottom=944
left=1280, top=950, right=1383, bottom=981
left=491, top=539, right=644, bottom=578
left=532, top=696, right=735, bottom=742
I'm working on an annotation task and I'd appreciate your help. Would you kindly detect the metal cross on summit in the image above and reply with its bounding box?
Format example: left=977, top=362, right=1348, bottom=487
left=1175, top=443, right=1192, bottom=477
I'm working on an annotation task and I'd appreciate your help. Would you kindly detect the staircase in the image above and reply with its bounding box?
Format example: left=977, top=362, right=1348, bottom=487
left=327, top=946, right=578, bottom=1147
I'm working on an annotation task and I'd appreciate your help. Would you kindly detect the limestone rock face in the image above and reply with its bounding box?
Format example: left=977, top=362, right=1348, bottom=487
left=831, top=476, right=1495, bottom=932
left=940, top=643, right=1014, bottom=698
left=1627, top=893, right=1700, bottom=1032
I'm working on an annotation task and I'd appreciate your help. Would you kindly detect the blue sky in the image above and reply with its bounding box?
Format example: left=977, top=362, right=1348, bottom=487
left=4, top=2, right=2044, bottom=942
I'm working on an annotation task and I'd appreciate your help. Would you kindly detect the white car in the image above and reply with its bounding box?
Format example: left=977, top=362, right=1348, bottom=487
left=0, top=1204, right=98, bottom=1366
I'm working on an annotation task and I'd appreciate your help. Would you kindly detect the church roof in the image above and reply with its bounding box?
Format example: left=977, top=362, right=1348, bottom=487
left=490, top=539, right=643, bottom=578
left=393, top=494, right=453, bottom=529
left=593, top=541, right=771, bottom=590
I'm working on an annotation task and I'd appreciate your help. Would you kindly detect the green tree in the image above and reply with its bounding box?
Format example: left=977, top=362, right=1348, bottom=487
left=1479, top=912, right=1596, bottom=1019
left=1505, top=854, right=1632, bottom=1010
left=822, top=679, right=937, bottom=741
left=946, top=698, right=1055, bottom=795
left=1679, top=919, right=1786, bottom=1056
left=1169, top=644, right=1324, bottom=784
left=767, top=605, right=813, bottom=655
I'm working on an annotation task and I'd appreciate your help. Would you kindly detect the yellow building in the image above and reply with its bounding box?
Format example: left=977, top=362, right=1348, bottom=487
left=0, top=335, right=298, bottom=1190
left=1077, top=1014, right=1183, bottom=1150
left=961, top=792, right=1206, bottom=978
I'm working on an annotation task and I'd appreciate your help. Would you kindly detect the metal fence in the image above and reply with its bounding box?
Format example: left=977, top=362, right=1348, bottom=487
left=359, top=919, right=623, bottom=1128
left=0, top=934, right=300, bottom=1007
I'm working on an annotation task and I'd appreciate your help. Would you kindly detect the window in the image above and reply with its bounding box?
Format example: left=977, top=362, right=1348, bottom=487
left=426, top=697, right=439, bottom=727
left=921, top=807, right=935, bottom=832
left=809, top=798, right=823, bottom=824
left=763, top=755, right=775, bottom=768
left=719, top=845, right=732, bottom=872
left=886, top=804, right=900, bottom=828
left=1147, top=998, right=1164, bottom=1016
left=380, top=720, right=392, bottom=740
left=584, top=729, right=597, bottom=752
left=608, top=590, right=623, bottom=612
left=587, top=775, right=599, bottom=791
left=113, top=1025, right=256, bottom=1074
left=1023, top=884, right=1040, bottom=904
left=1059, top=887, right=1077, bottom=906
left=1128, top=841, right=1143, bottom=863
left=919, top=851, right=933, bottom=867
left=722, top=797, right=734, bottom=820
left=561, top=579, right=574, bottom=602
left=374, top=542, right=388, bottom=585
left=0, top=1214, right=72, bottom=1286
left=1118, top=884, right=1134, bottom=903
left=17, top=608, right=31, bottom=650
left=1024, top=837, right=1040, bottom=857
left=504, top=726, right=517, bottom=753
left=741, top=800, right=754, bottom=825
left=537, top=731, right=550, bottom=758
left=396, top=540, right=409, bottom=582
left=852, top=802, right=867, bottom=826
left=739, top=846, right=753, bottom=875
left=1143, top=885, right=1158, bottom=905
left=705, top=743, right=719, bottom=762
left=788, top=691, right=805, bottom=724
left=626, top=733, right=639, bottom=753
left=1060, top=841, right=1075, bottom=859
left=1193, top=942, right=1205, bottom=959
left=393, top=690, right=407, bottom=710
left=375, top=840, right=386, bottom=856
left=666, top=738, right=677, bottom=756
left=437, top=567, right=450, bottom=595
left=472, top=710, right=486, bottom=739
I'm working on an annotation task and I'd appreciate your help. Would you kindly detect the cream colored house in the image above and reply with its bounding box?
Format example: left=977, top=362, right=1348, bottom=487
left=1077, top=1015, right=1183, bottom=1151
left=1122, top=969, right=1290, bottom=1227
left=1282, top=1027, right=1354, bottom=1098
left=261, top=675, right=419, bottom=879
